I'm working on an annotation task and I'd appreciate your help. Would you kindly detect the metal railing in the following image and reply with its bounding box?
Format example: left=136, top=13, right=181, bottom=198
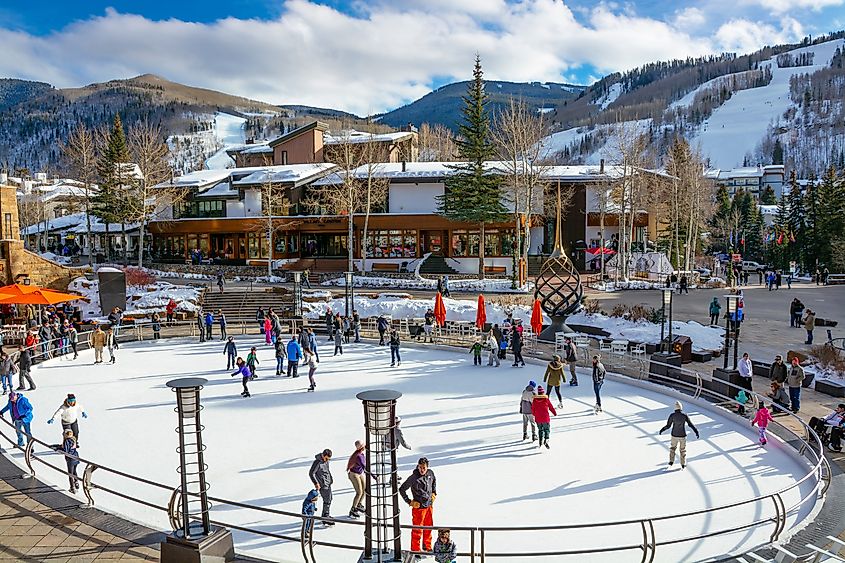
left=0, top=320, right=831, bottom=563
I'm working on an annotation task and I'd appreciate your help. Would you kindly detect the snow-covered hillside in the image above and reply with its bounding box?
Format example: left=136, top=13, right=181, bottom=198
left=205, top=112, right=247, bottom=169
left=541, top=118, right=653, bottom=164
left=168, top=111, right=250, bottom=174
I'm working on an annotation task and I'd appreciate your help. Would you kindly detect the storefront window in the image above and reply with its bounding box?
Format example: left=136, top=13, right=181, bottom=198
left=451, top=231, right=468, bottom=256
left=186, top=234, right=210, bottom=256
left=366, top=230, right=417, bottom=258
left=154, top=235, right=185, bottom=260
left=468, top=233, right=480, bottom=256
left=247, top=232, right=269, bottom=259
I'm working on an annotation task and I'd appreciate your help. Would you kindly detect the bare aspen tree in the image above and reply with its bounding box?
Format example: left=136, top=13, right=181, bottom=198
left=61, top=125, right=98, bottom=262
left=664, top=137, right=711, bottom=272
left=418, top=123, right=458, bottom=162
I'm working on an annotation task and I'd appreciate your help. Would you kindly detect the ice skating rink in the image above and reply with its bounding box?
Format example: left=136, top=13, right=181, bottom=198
left=17, top=335, right=821, bottom=562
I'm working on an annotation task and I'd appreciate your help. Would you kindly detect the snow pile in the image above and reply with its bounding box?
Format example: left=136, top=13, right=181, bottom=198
left=232, top=275, right=286, bottom=284
left=68, top=276, right=202, bottom=319
left=594, top=280, right=665, bottom=291
left=568, top=311, right=724, bottom=351
left=323, top=275, right=533, bottom=293
left=38, top=252, right=71, bottom=265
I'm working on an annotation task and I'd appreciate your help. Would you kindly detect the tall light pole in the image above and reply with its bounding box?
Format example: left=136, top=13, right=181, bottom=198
left=345, top=271, right=354, bottom=317
left=292, top=271, right=303, bottom=318
left=723, top=295, right=739, bottom=370
left=660, top=288, right=673, bottom=353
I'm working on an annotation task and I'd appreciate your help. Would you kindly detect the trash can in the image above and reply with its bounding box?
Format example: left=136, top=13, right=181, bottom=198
left=672, top=336, right=693, bottom=364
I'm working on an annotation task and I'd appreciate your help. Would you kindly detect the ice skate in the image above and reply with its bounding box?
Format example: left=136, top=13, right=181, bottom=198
left=557, top=402, right=563, bottom=409
left=523, top=434, right=528, bottom=441
left=545, top=440, right=550, bottom=449
left=348, top=510, right=360, bottom=519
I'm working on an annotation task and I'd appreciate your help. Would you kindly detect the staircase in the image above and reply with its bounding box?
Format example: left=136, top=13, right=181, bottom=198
left=201, top=288, right=295, bottom=322
left=282, top=258, right=353, bottom=283
left=528, top=255, right=546, bottom=277
left=419, top=254, right=460, bottom=275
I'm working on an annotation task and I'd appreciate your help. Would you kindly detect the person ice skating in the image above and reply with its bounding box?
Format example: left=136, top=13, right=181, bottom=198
left=498, top=337, right=508, bottom=361
left=107, top=307, right=122, bottom=346
left=738, top=352, right=753, bottom=394
left=767, top=381, right=790, bottom=411
left=389, top=416, right=412, bottom=450
left=16, top=345, right=35, bottom=391
left=352, top=310, right=361, bottom=343
left=264, top=316, right=273, bottom=345
left=217, top=309, right=227, bottom=340
left=658, top=401, right=700, bottom=468
left=0, top=391, right=33, bottom=447
left=105, top=327, right=117, bottom=364
left=709, top=298, right=721, bottom=325
left=256, top=307, right=265, bottom=334
left=511, top=328, right=525, bottom=367
left=307, top=328, right=320, bottom=363
left=346, top=440, right=371, bottom=518
left=803, top=309, right=816, bottom=344
left=424, top=309, right=435, bottom=343
left=67, top=324, right=79, bottom=359
left=769, top=355, right=787, bottom=384
left=377, top=315, right=389, bottom=345
left=196, top=310, right=206, bottom=343
left=309, top=449, right=334, bottom=525
left=287, top=335, right=303, bottom=377
left=302, top=489, right=319, bottom=537
left=469, top=340, right=483, bottom=366
left=543, top=355, right=566, bottom=408
left=224, top=337, right=238, bottom=370
left=592, top=355, right=606, bottom=413
left=204, top=310, right=214, bottom=341
left=230, top=357, right=252, bottom=397
left=333, top=326, right=343, bottom=356
left=563, top=336, right=578, bottom=386
left=246, top=347, right=259, bottom=379
left=274, top=337, right=286, bottom=376
left=0, top=352, right=15, bottom=395
left=91, top=324, right=106, bottom=364
left=61, top=429, right=81, bottom=493
left=531, top=385, right=557, bottom=449
left=751, top=401, right=774, bottom=445
left=166, top=298, right=177, bottom=326
left=151, top=313, right=162, bottom=339
left=389, top=329, right=401, bottom=367
left=486, top=333, right=500, bottom=367
left=809, top=404, right=845, bottom=452
left=400, top=457, right=437, bottom=554
left=306, top=351, right=318, bottom=391
left=433, top=529, right=457, bottom=563
left=787, top=357, right=805, bottom=413
left=520, top=381, right=538, bottom=442
left=48, top=393, right=87, bottom=443
left=325, top=310, right=334, bottom=342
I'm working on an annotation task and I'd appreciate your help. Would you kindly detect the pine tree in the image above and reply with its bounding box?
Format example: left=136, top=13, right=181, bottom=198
left=785, top=171, right=806, bottom=269
left=815, top=166, right=845, bottom=267
left=772, top=138, right=784, bottom=165
left=93, top=114, right=132, bottom=262
left=710, top=184, right=731, bottom=252
left=760, top=185, right=777, bottom=205
left=768, top=193, right=790, bottom=269
left=436, top=56, right=508, bottom=278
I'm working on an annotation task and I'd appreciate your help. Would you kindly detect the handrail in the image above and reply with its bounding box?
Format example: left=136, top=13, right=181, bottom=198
left=0, top=323, right=830, bottom=562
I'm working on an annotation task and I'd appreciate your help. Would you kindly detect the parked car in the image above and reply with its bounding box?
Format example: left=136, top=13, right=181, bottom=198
left=741, top=260, right=768, bottom=272
left=694, top=267, right=712, bottom=277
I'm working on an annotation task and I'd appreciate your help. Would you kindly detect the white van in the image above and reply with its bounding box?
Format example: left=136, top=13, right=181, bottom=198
left=741, top=260, right=767, bottom=272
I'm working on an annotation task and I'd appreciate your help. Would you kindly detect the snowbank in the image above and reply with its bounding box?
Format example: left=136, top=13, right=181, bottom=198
left=323, top=275, right=533, bottom=293
left=38, top=251, right=71, bottom=265
left=68, top=276, right=202, bottom=319
left=568, top=311, right=724, bottom=351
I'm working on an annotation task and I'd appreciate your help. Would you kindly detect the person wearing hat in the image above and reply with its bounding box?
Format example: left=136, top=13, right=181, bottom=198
left=658, top=401, right=700, bottom=468
left=383, top=416, right=412, bottom=451
left=400, top=457, right=437, bottom=554
left=346, top=440, right=369, bottom=519
left=543, top=355, right=566, bottom=408
left=48, top=394, right=88, bottom=444
left=61, top=428, right=80, bottom=494
left=769, top=355, right=787, bottom=384
left=309, top=449, right=334, bottom=525
left=787, top=357, right=806, bottom=413
left=809, top=403, right=845, bottom=452
left=0, top=391, right=34, bottom=448
left=16, top=344, right=35, bottom=391
left=519, top=381, right=538, bottom=442
left=224, top=336, right=238, bottom=371
left=90, top=324, right=106, bottom=364
left=531, top=385, right=557, bottom=449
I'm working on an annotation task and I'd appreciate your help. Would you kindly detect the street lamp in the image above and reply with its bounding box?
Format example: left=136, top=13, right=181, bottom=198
left=660, top=288, right=673, bottom=352
left=292, top=271, right=303, bottom=318
left=345, top=271, right=354, bottom=318
left=723, top=294, right=739, bottom=370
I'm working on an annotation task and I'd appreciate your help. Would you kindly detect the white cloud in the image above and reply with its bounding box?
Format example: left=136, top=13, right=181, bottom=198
left=0, top=1, right=824, bottom=114
left=744, top=0, right=844, bottom=14
left=673, top=7, right=707, bottom=29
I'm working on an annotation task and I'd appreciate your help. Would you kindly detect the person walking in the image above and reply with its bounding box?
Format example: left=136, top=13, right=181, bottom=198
left=389, top=329, right=401, bottom=367
left=48, top=393, right=88, bottom=443
left=287, top=335, right=303, bottom=377
left=709, top=298, right=721, bottom=325
left=543, top=355, right=566, bottom=408
left=0, top=352, right=15, bottom=395
left=399, top=457, right=437, bottom=554
left=61, top=429, right=81, bottom=494
left=751, top=401, right=774, bottom=446
left=563, top=336, right=578, bottom=386
left=264, top=316, right=273, bottom=345
left=16, top=345, right=35, bottom=391
left=520, top=381, right=538, bottom=442
left=204, top=310, right=214, bottom=341
left=166, top=298, right=177, bottom=326
left=769, top=355, right=787, bottom=384
left=658, top=401, right=699, bottom=468
left=738, top=352, right=753, bottom=394
left=230, top=357, right=252, bottom=397
left=307, top=352, right=318, bottom=391
left=333, top=327, right=343, bottom=356
left=678, top=275, right=689, bottom=294
left=346, top=440, right=369, bottom=519
left=196, top=309, right=206, bottom=343
left=107, top=307, right=122, bottom=347
left=309, top=449, right=335, bottom=526
left=511, top=329, right=525, bottom=367
left=486, top=333, right=500, bottom=367
left=217, top=310, right=227, bottom=340
left=531, top=385, right=557, bottom=449
left=0, top=391, right=34, bottom=447
left=592, top=355, right=606, bottom=414
left=424, top=309, right=435, bottom=343
left=803, top=309, right=816, bottom=345
left=91, top=324, right=106, bottom=364
left=246, top=346, right=259, bottom=379
left=105, top=327, right=117, bottom=364
left=216, top=271, right=225, bottom=293
left=352, top=310, right=361, bottom=343
left=377, top=315, right=389, bottom=346
left=274, top=337, right=286, bottom=376
left=224, top=336, right=238, bottom=370
left=342, top=316, right=351, bottom=345
left=787, top=357, right=805, bottom=413
left=151, top=313, right=162, bottom=340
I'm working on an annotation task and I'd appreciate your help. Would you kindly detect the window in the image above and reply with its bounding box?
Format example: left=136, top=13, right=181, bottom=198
left=247, top=232, right=269, bottom=259
left=280, top=151, right=288, bottom=165
left=153, top=235, right=185, bottom=260
left=186, top=234, right=210, bottom=256
left=365, top=230, right=417, bottom=258
left=451, top=229, right=514, bottom=257
left=2, top=213, right=11, bottom=239
left=175, top=199, right=225, bottom=219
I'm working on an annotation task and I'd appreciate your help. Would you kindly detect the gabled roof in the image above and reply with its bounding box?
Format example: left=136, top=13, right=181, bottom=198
left=267, top=121, right=329, bottom=148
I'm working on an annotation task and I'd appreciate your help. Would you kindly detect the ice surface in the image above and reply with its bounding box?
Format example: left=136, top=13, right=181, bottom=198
left=18, top=338, right=819, bottom=562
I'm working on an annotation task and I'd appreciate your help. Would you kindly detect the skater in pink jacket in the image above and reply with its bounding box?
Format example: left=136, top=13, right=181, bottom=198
left=751, top=402, right=774, bottom=445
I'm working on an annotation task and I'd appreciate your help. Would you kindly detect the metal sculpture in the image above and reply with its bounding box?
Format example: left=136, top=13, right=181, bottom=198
left=535, top=182, right=583, bottom=341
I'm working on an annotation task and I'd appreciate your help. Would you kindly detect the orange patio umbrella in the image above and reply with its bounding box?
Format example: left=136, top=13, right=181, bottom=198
left=0, top=288, right=82, bottom=306
left=530, top=299, right=544, bottom=336
left=433, top=291, right=447, bottom=327
left=475, top=294, right=487, bottom=329
left=0, top=283, right=41, bottom=296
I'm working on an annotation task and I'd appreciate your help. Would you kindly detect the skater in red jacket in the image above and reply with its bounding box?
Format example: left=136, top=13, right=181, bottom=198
left=531, top=385, right=557, bottom=449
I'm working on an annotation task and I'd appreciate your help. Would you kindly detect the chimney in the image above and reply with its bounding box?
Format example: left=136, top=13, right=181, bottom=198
left=401, top=161, right=407, bottom=172
left=599, top=159, right=605, bottom=174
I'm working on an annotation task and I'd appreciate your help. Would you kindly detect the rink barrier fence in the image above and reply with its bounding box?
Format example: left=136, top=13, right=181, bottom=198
left=0, top=319, right=832, bottom=562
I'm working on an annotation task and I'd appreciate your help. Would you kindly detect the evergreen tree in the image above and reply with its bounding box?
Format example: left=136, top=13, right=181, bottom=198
left=767, top=193, right=790, bottom=269
left=815, top=166, right=845, bottom=267
left=93, top=114, right=132, bottom=261
left=785, top=171, right=806, bottom=269
left=772, top=138, right=784, bottom=165
left=804, top=174, right=820, bottom=270
left=760, top=185, right=777, bottom=205
left=709, top=184, right=731, bottom=253
left=436, top=56, right=508, bottom=278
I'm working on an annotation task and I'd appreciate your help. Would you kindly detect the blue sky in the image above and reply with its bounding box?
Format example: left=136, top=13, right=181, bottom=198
left=1, top=0, right=843, bottom=113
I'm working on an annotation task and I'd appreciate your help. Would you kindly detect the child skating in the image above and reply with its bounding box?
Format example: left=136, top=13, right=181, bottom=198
left=469, top=340, right=483, bottom=366
left=531, top=385, right=557, bottom=449
left=223, top=337, right=237, bottom=370
left=752, top=401, right=774, bottom=445
left=231, top=357, right=252, bottom=397
left=246, top=346, right=259, bottom=379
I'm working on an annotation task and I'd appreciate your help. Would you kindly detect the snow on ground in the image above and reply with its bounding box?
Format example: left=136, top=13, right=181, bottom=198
left=595, top=81, right=624, bottom=110
left=323, top=275, right=533, bottom=293
left=568, top=311, right=725, bottom=352
left=67, top=276, right=201, bottom=318
left=205, top=112, right=247, bottom=169
left=694, top=39, right=845, bottom=168
left=540, top=118, right=652, bottom=162
left=37, top=251, right=71, bottom=265
left=18, top=339, right=818, bottom=562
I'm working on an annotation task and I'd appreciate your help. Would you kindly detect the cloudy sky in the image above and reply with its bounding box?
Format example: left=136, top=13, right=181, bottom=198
left=1, top=0, right=843, bottom=114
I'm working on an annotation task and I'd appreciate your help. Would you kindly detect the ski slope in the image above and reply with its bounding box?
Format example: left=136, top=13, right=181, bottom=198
left=14, top=337, right=821, bottom=562
left=205, top=112, right=247, bottom=169
left=694, top=39, right=845, bottom=168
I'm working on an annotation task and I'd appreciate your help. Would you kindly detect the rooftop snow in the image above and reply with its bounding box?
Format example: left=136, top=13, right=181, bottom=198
left=324, top=130, right=414, bottom=145
left=232, top=163, right=337, bottom=186
left=20, top=212, right=88, bottom=235
left=196, top=182, right=239, bottom=198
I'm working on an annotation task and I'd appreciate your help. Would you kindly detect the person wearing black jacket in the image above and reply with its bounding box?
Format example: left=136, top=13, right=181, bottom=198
left=400, top=457, right=437, bottom=554
left=659, top=401, right=700, bottom=468
left=511, top=328, right=525, bottom=367
left=17, top=345, right=35, bottom=390
left=389, top=329, right=401, bottom=367
left=309, top=449, right=334, bottom=525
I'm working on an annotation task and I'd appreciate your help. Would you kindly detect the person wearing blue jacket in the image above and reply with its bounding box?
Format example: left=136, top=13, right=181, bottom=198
left=0, top=391, right=34, bottom=447
left=287, top=335, right=303, bottom=378
left=230, top=357, right=252, bottom=397
left=302, top=489, right=319, bottom=535
left=223, top=337, right=237, bottom=370
left=204, top=311, right=214, bottom=340
left=307, top=328, right=319, bottom=364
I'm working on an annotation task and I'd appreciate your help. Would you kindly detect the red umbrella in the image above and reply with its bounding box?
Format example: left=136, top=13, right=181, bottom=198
left=433, top=291, right=447, bottom=327
left=475, top=294, right=487, bottom=329
left=585, top=247, right=616, bottom=256
left=530, top=299, right=544, bottom=336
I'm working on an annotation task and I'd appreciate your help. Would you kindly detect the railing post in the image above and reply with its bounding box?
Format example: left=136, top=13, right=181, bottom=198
left=480, top=529, right=485, bottom=563
left=470, top=529, right=475, bottom=563
left=24, top=439, right=35, bottom=477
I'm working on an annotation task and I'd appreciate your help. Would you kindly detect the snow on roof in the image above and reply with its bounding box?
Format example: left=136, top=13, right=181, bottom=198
left=20, top=212, right=88, bottom=235
left=226, top=142, right=273, bottom=156
left=232, top=163, right=337, bottom=186
left=155, top=166, right=268, bottom=189
left=758, top=205, right=779, bottom=215
left=324, top=130, right=414, bottom=145
left=69, top=217, right=140, bottom=234
left=196, top=182, right=239, bottom=198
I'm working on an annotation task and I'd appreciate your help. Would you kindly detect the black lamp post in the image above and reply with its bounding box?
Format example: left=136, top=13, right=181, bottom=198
left=345, top=271, right=354, bottom=317
left=723, top=295, right=739, bottom=370
left=292, top=271, right=303, bottom=318
left=660, top=288, right=673, bottom=352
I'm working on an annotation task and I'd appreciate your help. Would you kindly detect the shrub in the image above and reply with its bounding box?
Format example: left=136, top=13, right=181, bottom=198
left=123, top=267, right=156, bottom=287
left=810, top=345, right=845, bottom=377
left=582, top=298, right=602, bottom=315
left=629, top=304, right=660, bottom=323
left=610, top=303, right=628, bottom=318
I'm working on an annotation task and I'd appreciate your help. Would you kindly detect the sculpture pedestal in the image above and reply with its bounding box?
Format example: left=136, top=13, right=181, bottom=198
left=160, top=528, right=234, bottom=563
left=538, top=316, right=573, bottom=342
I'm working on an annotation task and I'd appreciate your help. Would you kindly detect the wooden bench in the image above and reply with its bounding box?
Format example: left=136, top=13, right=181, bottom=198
left=483, top=265, right=507, bottom=274
left=371, top=263, right=400, bottom=273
